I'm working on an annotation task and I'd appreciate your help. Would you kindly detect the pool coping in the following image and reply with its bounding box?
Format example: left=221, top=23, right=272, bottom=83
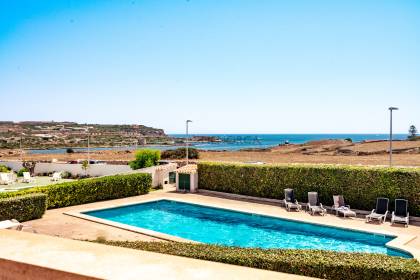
left=64, top=196, right=420, bottom=260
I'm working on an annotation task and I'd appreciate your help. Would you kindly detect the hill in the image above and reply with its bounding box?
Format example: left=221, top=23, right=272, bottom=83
left=0, top=121, right=169, bottom=149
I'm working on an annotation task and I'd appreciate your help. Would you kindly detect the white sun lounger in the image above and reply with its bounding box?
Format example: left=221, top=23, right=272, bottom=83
left=0, top=219, right=24, bottom=231
left=51, top=172, right=62, bottom=182
left=22, top=172, right=35, bottom=183
left=332, top=195, right=356, bottom=218
left=0, top=173, right=14, bottom=185
left=307, top=192, right=327, bottom=216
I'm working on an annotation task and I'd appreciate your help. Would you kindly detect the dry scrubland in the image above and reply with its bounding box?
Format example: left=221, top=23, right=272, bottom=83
left=1, top=140, right=419, bottom=167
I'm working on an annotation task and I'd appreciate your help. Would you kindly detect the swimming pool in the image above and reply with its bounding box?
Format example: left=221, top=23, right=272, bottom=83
left=84, top=199, right=412, bottom=258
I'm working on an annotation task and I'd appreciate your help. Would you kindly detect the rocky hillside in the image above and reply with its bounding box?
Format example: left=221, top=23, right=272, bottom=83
left=0, top=121, right=169, bottom=149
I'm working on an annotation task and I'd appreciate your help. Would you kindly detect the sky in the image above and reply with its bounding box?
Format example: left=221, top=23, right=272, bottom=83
left=0, top=0, right=419, bottom=134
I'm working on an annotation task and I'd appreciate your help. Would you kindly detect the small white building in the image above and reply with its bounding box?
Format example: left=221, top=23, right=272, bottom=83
left=176, top=164, right=198, bottom=193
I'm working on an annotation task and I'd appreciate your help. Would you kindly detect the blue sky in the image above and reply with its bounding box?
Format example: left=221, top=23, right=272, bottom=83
left=0, top=0, right=419, bottom=134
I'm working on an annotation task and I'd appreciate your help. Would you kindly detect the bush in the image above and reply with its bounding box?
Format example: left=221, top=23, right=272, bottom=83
left=66, top=148, right=74, bottom=153
left=129, top=149, right=160, bottom=170
left=17, top=167, right=29, bottom=177
left=94, top=240, right=420, bottom=280
left=161, top=148, right=199, bottom=159
left=0, top=173, right=152, bottom=209
left=198, top=162, right=420, bottom=216
left=61, top=171, right=72, bottom=179
left=0, top=193, right=47, bottom=222
left=0, top=164, right=11, bottom=173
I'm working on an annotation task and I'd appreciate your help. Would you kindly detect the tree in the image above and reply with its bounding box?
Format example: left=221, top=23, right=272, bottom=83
left=81, top=160, right=89, bottom=176
left=408, top=125, right=417, bottom=139
left=129, top=149, right=160, bottom=170
left=161, top=148, right=199, bottom=159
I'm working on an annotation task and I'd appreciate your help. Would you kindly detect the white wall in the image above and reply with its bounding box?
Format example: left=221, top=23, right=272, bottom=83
left=0, top=160, right=178, bottom=187
left=0, top=161, right=23, bottom=171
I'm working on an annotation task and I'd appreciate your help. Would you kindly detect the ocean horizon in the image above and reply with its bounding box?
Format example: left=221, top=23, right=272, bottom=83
left=27, top=133, right=406, bottom=154
left=170, top=134, right=407, bottom=151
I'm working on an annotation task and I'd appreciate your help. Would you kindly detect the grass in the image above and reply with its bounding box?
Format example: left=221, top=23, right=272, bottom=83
left=0, top=176, right=74, bottom=192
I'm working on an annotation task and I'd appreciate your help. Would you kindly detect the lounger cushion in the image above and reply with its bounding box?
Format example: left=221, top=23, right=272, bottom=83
left=338, top=208, right=356, bottom=217
left=394, top=199, right=408, bottom=217
left=286, top=202, right=300, bottom=209
left=393, top=216, right=408, bottom=223
left=310, top=206, right=325, bottom=212
left=367, top=213, right=384, bottom=220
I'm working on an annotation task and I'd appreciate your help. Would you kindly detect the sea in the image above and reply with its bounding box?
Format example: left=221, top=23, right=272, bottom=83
left=27, top=134, right=406, bottom=154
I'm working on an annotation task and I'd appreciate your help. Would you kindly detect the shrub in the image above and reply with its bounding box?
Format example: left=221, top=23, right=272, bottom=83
left=129, top=149, right=160, bottom=170
left=66, top=148, right=74, bottom=153
left=17, top=167, right=29, bottom=177
left=94, top=240, right=420, bottom=280
left=61, top=171, right=72, bottom=179
left=198, top=162, right=420, bottom=216
left=0, top=173, right=152, bottom=209
left=0, top=193, right=47, bottom=222
left=0, top=164, right=11, bottom=173
left=161, top=148, right=199, bottom=159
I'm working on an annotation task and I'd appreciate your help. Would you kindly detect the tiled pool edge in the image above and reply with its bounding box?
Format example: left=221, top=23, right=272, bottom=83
left=64, top=196, right=419, bottom=260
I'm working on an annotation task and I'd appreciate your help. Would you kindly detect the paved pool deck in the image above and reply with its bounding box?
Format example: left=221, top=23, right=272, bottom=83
left=23, top=186, right=420, bottom=259
left=0, top=230, right=313, bottom=280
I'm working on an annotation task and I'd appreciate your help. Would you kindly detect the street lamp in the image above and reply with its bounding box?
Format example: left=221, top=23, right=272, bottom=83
left=186, top=120, right=192, bottom=164
left=20, top=133, right=23, bottom=162
left=388, top=107, right=398, bottom=167
left=87, top=126, right=90, bottom=165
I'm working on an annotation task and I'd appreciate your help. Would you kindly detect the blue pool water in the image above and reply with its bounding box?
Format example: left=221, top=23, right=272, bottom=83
left=85, top=200, right=412, bottom=258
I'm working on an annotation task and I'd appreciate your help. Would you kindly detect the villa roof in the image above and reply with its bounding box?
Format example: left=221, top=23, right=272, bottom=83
left=176, top=164, right=197, bottom=174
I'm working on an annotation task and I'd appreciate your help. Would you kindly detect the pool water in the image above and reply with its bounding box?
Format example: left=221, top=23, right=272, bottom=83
left=85, top=200, right=412, bottom=258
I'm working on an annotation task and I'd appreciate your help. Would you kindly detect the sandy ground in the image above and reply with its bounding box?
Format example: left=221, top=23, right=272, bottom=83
left=200, top=152, right=420, bottom=166
left=1, top=140, right=419, bottom=167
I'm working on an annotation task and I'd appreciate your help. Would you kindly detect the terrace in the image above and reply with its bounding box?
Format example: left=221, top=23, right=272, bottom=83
left=0, top=162, right=419, bottom=279
left=21, top=187, right=420, bottom=255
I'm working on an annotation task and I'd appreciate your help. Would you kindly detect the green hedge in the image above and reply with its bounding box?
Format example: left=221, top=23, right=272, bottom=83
left=0, top=193, right=47, bottom=222
left=161, top=148, right=199, bottom=159
left=94, top=240, right=420, bottom=280
left=198, top=162, right=420, bottom=216
left=0, top=173, right=152, bottom=209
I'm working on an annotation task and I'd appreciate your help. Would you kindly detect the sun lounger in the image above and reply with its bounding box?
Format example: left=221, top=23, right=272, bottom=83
left=22, top=172, right=35, bottom=183
left=0, top=173, right=14, bottom=185
left=332, top=195, right=356, bottom=217
left=51, top=171, right=62, bottom=182
left=0, top=219, right=24, bottom=231
left=307, top=192, right=326, bottom=216
left=391, top=199, right=409, bottom=227
left=283, top=188, right=302, bottom=211
left=366, top=197, right=389, bottom=223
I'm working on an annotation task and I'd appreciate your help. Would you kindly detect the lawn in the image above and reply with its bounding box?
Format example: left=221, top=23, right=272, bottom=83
left=0, top=176, right=74, bottom=192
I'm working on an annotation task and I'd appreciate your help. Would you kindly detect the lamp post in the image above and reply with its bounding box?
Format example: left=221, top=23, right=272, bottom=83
left=20, top=133, right=23, bottom=162
left=388, top=107, right=398, bottom=167
left=87, top=126, right=90, bottom=165
left=186, top=120, right=192, bottom=165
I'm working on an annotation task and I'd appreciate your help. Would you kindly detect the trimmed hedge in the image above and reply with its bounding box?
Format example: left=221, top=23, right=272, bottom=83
left=0, top=193, right=47, bottom=222
left=94, top=240, right=420, bottom=280
left=0, top=173, right=152, bottom=209
left=161, top=148, right=199, bottom=159
left=198, top=162, right=420, bottom=216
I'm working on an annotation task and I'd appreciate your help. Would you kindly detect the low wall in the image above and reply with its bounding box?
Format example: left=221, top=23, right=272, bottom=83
left=0, top=161, right=178, bottom=187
